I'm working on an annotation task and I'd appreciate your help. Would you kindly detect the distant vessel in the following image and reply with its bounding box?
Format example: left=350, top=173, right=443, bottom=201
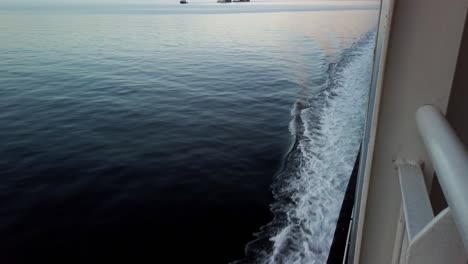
left=217, top=0, right=232, bottom=3
left=180, top=0, right=188, bottom=4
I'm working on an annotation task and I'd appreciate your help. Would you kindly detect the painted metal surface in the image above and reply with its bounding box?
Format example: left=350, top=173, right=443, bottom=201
left=396, top=159, right=467, bottom=264
left=349, top=0, right=395, bottom=262
left=397, top=162, right=434, bottom=241
left=352, top=0, right=468, bottom=262
left=416, top=105, right=468, bottom=251
left=406, top=208, right=467, bottom=264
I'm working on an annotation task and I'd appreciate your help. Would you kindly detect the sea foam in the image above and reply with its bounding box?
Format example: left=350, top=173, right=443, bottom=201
left=235, top=31, right=376, bottom=264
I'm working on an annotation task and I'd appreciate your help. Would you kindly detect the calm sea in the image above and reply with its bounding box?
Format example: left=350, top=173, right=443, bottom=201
left=0, top=3, right=378, bottom=263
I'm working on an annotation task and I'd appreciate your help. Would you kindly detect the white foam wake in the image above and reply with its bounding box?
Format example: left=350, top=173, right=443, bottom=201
left=234, top=32, right=376, bottom=264
left=270, top=33, right=374, bottom=264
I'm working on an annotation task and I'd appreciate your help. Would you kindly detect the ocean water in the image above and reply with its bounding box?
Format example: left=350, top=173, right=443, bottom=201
left=0, top=3, right=378, bottom=263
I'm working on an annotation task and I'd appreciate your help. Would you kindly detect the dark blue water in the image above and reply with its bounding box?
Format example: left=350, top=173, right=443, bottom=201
left=0, top=4, right=378, bottom=263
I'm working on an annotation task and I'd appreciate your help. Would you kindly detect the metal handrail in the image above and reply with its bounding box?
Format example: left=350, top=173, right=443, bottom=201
left=416, top=105, right=468, bottom=251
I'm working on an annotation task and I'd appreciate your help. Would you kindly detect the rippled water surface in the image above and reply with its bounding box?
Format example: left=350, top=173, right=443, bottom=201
left=0, top=4, right=378, bottom=263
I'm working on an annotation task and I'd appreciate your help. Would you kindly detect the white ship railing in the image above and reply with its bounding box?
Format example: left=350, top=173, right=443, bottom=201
left=395, top=105, right=468, bottom=264
left=416, top=105, right=468, bottom=250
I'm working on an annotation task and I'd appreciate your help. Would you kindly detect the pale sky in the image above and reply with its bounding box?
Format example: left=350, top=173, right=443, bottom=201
left=0, top=0, right=380, bottom=5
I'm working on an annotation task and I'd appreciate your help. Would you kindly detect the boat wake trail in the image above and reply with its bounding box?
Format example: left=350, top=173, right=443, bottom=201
left=234, top=32, right=376, bottom=264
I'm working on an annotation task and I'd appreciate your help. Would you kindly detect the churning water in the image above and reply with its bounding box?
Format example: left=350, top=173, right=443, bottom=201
left=236, top=32, right=375, bottom=264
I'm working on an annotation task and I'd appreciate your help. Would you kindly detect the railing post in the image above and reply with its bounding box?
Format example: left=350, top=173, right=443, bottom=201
left=396, top=162, right=434, bottom=241
left=415, top=105, right=468, bottom=251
